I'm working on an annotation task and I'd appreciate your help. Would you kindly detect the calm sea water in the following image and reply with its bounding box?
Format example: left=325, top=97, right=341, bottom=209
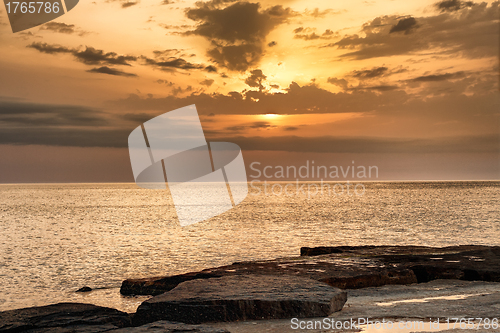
left=0, top=181, right=499, bottom=313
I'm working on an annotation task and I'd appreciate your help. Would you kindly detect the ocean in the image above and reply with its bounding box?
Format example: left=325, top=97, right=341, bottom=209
left=0, top=181, right=498, bottom=313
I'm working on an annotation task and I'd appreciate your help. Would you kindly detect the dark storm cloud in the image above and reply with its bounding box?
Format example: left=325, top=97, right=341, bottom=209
left=160, top=24, right=194, bottom=32
left=328, top=66, right=407, bottom=90
left=121, top=1, right=138, bottom=8
left=0, top=100, right=135, bottom=147
left=1, top=116, right=497, bottom=153
left=108, top=81, right=416, bottom=116
left=109, top=74, right=499, bottom=148
left=28, top=43, right=137, bottom=66
left=0, top=100, right=108, bottom=126
left=29, top=42, right=216, bottom=74
left=39, top=22, right=88, bottom=35
left=144, top=49, right=216, bottom=72
left=142, top=56, right=206, bottom=70
left=205, top=65, right=218, bottom=72
left=152, top=49, right=197, bottom=59
left=214, top=134, right=500, bottom=154
left=184, top=1, right=296, bottom=71
left=110, top=82, right=353, bottom=114
left=41, top=22, right=75, bottom=34
left=74, top=47, right=137, bottom=66
left=326, top=2, right=498, bottom=60
left=352, top=67, right=388, bottom=78
left=153, top=49, right=183, bottom=57
left=248, top=121, right=275, bottom=129
left=350, top=85, right=399, bottom=91
left=87, top=66, right=138, bottom=77
left=408, top=71, right=466, bottom=82
left=185, top=2, right=291, bottom=42
left=207, top=44, right=263, bottom=72
left=1, top=75, right=498, bottom=150
left=436, top=0, right=475, bottom=12
left=225, top=121, right=275, bottom=132
left=245, top=69, right=267, bottom=91
left=389, top=17, right=418, bottom=34
left=0, top=127, right=130, bottom=147
left=27, top=42, right=73, bottom=54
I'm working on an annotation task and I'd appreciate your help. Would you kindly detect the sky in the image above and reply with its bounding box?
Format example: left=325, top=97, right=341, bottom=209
left=0, top=0, right=498, bottom=182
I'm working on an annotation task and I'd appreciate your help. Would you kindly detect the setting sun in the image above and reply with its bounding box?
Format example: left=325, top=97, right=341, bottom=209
left=262, top=114, right=281, bottom=119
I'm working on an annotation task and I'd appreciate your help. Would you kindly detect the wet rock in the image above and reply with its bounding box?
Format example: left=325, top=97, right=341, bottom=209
left=133, top=275, right=347, bottom=325
left=121, top=245, right=500, bottom=296
left=110, top=321, right=230, bottom=332
left=76, top=286, right=93, bottom=292
left=0, top=303, right=131, bottom=332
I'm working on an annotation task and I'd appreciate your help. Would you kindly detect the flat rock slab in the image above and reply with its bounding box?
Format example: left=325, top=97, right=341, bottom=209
left=121, top=245, right=500, bottom=296
left=133, top=275, right=347, bottom=325
left=207, top=280, right=500, bottom=333
left=110, top=321, right=230, bottom=332
left=0, top=303, right=131, bottom=333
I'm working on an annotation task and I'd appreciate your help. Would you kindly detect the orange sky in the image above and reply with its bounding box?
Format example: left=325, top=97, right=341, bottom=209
left=0, top=0, right=498, bottom=182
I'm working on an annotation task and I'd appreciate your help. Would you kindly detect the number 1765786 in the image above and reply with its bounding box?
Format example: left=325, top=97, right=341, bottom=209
left=5, top=2, right=60, bottom=14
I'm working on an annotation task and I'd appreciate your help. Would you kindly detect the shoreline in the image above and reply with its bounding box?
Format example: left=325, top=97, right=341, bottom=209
left=120, top=245, right=500, bottom=296
left=1, top=245, right=499, bottom=332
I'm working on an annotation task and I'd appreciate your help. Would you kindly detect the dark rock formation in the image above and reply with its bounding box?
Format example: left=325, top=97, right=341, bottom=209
left=121, top=273, right=217, bottom=297
left=133, top=275, right=347, bottom=325
left=76, top=286, right=93, bottom=292
left=300, top=244, right=490, bottom=257
left=0, top=303, right=131, bottom=332
left=301, top=245, right=500, bottom=284
left=110, top=320, right=230, bottom=332
left=0, top=303, right=231, bottom=333
left=121, top=245, right=500, bottom=296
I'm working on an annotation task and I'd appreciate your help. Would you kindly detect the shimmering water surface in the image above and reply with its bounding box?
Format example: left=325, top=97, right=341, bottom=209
left=0, top=182, right=498, bottom=313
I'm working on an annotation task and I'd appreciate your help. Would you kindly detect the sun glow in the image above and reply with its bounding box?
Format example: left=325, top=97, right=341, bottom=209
left=263, top=114, right=281, bottom=119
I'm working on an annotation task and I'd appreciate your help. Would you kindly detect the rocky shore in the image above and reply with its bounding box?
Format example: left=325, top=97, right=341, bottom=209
left=1, top=245, right=499, bottom=332
left=121, top=245, right=500, bottom=296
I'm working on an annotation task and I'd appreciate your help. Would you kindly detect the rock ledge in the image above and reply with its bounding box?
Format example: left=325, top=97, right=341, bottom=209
left=133, top=274, right=347, bottom=325
left=121, top=245, right=500, bottom=296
